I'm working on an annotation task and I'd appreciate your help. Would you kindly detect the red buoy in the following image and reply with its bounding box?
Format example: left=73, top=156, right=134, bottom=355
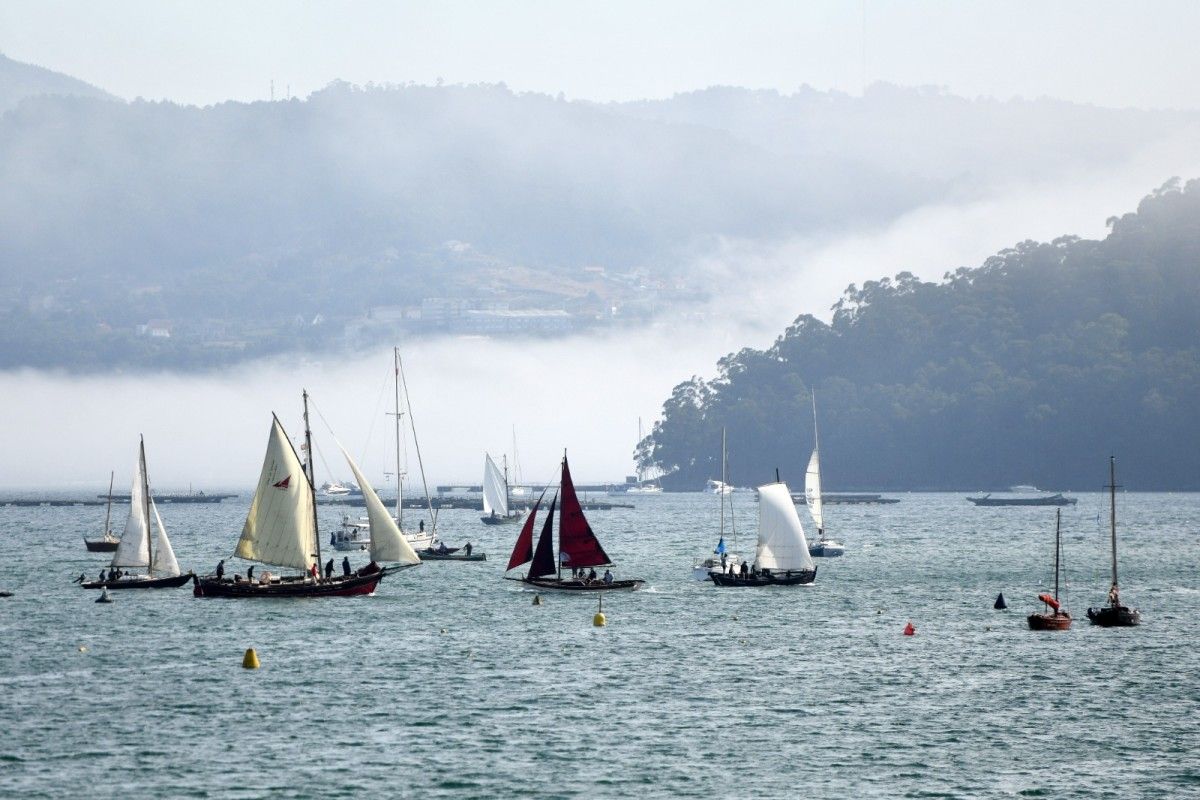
left=903, top=621, right=916, bottom=636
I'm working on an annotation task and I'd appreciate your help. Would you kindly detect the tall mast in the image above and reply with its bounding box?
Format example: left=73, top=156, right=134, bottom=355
left=636, top=418, right=643, bottom=483
left=103, top=470, right=114, bottom=537
left=398, top=354, right=437, bottom=534
left=503, top=454, right=510, bottom=517
left=719, top=427, right=726, bottom=543
left=1053, top=508, right=1061, bottom=603
left=392, top=346, right=404, bottom=527
left=140, top=436, right=151, bottom=575
left=303, top=390, right=322, bottom=574
left=558, top=450, right=565, bottom=580
left=812, top=391, right=823, bottom=539
left=1108, top=455, right=1118, bottom=604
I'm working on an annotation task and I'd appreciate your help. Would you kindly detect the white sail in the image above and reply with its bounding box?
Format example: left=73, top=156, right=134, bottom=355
left=235, top=417, right=316, bottom=570
left=482, top=454, right=508, bottom=517
left=805, top=449, right=823, bottom=531
left=755, top=482, right=815, bottom=572
left=149, top=497, right=181, bottom=577
left=339, top=444, right=420, bottom=565
left=111, top=450, right=150, bottom=568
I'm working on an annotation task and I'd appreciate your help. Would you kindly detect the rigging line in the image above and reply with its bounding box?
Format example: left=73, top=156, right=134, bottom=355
left=397, top=355, right=437, bottom=533
left=359, top=363, right=392, bottom=469
left=303, top=396, right=342, bottom=490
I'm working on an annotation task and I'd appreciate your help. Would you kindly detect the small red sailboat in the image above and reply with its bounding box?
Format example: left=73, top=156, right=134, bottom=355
left=1027, top=509, right=1072, bottom=631
left=504, top=453, right=644, bottom=592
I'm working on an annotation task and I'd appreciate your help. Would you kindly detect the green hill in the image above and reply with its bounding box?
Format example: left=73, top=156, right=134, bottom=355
left=644, top=179, right=1200, bottom=491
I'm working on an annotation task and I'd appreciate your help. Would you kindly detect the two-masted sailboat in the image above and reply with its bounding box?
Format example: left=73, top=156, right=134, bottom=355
left=504, top=454, right=645, bottom=591
left=805, top=395, right=844, bottom=558
left=83, top=471, right=121, bottom=552
left=193, top=392, right=419, bottom=598
left=1027, top=509, right=1072, bottom=630
left=480, top=453, right=520, bottom=525
left=82, top=439, right=191, bottom=590
left=1086, top=456, right=1141, bottom=627
left=711, top=473, right=817, bottom=586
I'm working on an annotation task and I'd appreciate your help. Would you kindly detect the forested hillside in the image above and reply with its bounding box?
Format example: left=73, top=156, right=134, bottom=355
left=643, top=180, right=1200, bottom=491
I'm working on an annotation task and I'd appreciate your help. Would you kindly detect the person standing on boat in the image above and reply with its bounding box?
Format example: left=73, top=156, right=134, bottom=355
left=324, top=558, right=334, bottom=579
left=247, top=565, right=254, bottom=580
left=739, top=560, right=749, bottom=579
left=587, top=567, right=597, bottom=583
left=464, top=542, right=473, bottom=557
left=215, top=559, right=225, bottom=580
left=342, top=556, right=351, bottom=576
left=603, top=569, right=614, bottom=585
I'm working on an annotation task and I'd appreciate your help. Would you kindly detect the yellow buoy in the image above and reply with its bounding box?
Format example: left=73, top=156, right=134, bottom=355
left=242, top=648, right=260, bottom=669
left=593, top=596, right=606, bottom=627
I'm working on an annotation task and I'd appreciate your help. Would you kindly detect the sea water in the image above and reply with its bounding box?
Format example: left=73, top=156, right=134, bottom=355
left=0, top=492, right=1197, bottom=798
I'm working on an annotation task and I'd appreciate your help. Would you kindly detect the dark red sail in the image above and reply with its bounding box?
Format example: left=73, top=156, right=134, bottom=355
left=558, top=456, right=612, bottom=569
left=528, top=496, right=558, bottom=578
left=505, top=491, right=544, bottom=572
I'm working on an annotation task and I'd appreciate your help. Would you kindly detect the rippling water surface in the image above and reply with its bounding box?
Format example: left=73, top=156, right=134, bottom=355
left=1, top=491, right=1197, bottom=798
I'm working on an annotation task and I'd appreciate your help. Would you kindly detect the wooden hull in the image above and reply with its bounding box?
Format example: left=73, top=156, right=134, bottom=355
left=1027, top=611, right=1072, bottom=630
left=82, top=573, right=193, bottom=590
left=710, top=568, right=816, bottom=586
left=1087, top=605, right=1141, bottom=627
left=192, top=565, right=409, bottom=598
left=84, top=539, right=119, bottom=552
left=522, top=576, right=644, bottom=592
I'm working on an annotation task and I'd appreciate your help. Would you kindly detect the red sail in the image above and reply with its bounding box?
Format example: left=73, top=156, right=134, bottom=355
left=528, top=496, right=558, bottom=578
left=558, top=455, right=612, bottom=569
left=505, top=492, right=544, bottom=572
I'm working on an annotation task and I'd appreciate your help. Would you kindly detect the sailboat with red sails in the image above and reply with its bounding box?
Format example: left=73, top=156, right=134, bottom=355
left=193, top=391, right=419, bottom=598
left=504, top=453, right=644, bottom=592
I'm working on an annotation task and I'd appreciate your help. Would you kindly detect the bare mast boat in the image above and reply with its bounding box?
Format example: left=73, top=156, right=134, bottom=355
left=83, top=471, right=120, bottom=552
left=1086, top=456, right=1141, bottom=627
left=1027, top=509, right=1072, bottom=630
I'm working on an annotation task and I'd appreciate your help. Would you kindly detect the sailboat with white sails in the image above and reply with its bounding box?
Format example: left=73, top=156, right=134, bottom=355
left=480, top=453, right=520, bottom=525
left=693, top=427, right=741, bottom=580
left=193, top=391, right=419, bottom=598
left=806, top=394, right=844, bottom=557
left=82, top=438, right=191, bottom=590
left=710, top=471, right=817, bottom=586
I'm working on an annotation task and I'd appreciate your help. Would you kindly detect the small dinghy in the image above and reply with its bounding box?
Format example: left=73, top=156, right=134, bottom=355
left=419, top=544, right=486, bottom=562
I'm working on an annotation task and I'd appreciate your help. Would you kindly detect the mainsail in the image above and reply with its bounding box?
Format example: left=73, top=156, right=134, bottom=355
left=235, top=416, right=317, bottom=570
left=506, top=491, right=544, bottom=571
left=111, top=448, right=150, bottom=569
left=482, top=454, right=509, bottom=517
left=339, top=444, right=419, bottom=565
left=528, top=496, right=558, bottom=578
left=558, top=456, right=612, bottom=569
left=805, top=449, right=823, bottom=532
left=755, top=482, right=815, bottom=572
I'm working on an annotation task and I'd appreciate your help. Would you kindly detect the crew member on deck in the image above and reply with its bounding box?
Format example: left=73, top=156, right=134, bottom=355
left=324, top=558, right=334, bottom=579
left=464, top=542, right=473, bottom=557
left=247, top=565, right=254, bottom=580
left=603, top=569, right=614, bottom=585
left=588, top=567, right=597, bottom=583
left=215, top=559, right=225, bottom=579
left=342, top=556, right=351, bottom=576
left=739, top=560, right=749, bottom=578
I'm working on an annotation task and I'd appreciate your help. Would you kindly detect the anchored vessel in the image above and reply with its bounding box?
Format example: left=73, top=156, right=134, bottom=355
left=194, top=392, right=419, bottom=598
left=505, top=455, right=644, bottom=591
left=1086, top=456, right=1141, bottom=627
left=967, top=493, right=1077, bottom=507
left=82, top=438, right=191, bottom=590
left=693, top=427, right=741, bottom=580
left=1027, top=509, right=1072, bottom=630
left=83, top=471, right=120, bottom=552
left=711, top=474, right=817, bottom=587
left=480, top=453, right=520, bottom=525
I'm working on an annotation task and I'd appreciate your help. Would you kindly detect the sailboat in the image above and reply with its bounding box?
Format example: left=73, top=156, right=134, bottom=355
left=693, top=427, right=741, bottom=580
left=806, top=394, right=844, bottom=557
left=339, top=348, right=435, bottom=551
left=710, top=472, right=817, bottom=586
left=1086, top=456, right=1141, bottom=627
left=83, top=471, right=120, bottom=552
left=626, top=417, right=664, bottom=494
left=480, top=453, right=520, bottom=525
left=504, top=453, right=645, bottom=591
left=1027, top=509, right=1072, bottom=630
left=194, top=392, right=418, bottom=598
left=82, top=439, right=191, bottom=590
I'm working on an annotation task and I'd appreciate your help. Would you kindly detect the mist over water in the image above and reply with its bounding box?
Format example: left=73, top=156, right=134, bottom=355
left=4, top=134, right=1197, bottom=491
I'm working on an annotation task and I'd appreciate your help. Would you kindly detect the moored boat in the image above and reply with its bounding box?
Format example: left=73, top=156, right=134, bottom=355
left=693, top=427, right=741, bottom=580
left=1086, top=456, right=1141, bottom=627
left=83, top=471, right=120, bottom=552
left=1027, top=509, right=1072, bottom=631
left=82, top=438, right=191, bottom=590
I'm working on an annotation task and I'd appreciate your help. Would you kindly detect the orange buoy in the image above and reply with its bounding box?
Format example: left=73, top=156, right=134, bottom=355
left=903, top=621, right=916, bottom=636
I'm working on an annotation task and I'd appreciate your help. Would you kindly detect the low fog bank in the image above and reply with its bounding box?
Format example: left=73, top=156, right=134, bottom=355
left=3, top=142, right=1197, bottom=490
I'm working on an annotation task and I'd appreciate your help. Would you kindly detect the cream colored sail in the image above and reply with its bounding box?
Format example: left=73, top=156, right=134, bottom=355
left=235, top=417, right=316, bottom=570
left=339, top=444, right=419, bottom=565
left=482, top=454, right=508, bottom=517
left=755, top=482, right=815, bottom=572
left=149, top=497, right=181, bottom=577
left=111, top=448, right=150, bottom=568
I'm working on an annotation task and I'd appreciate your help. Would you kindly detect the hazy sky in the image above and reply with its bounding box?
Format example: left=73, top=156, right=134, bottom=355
left=2, top=0, right=1199, bottom=109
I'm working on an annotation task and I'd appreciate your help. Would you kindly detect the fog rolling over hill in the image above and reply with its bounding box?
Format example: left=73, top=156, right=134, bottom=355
left=643, top=180, right=1200, bottom=492
left=1, top=54, right=1198, bottom=370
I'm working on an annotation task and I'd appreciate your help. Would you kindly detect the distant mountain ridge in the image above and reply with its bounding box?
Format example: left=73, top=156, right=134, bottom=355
left=0, top=53, right=117, bottom=113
